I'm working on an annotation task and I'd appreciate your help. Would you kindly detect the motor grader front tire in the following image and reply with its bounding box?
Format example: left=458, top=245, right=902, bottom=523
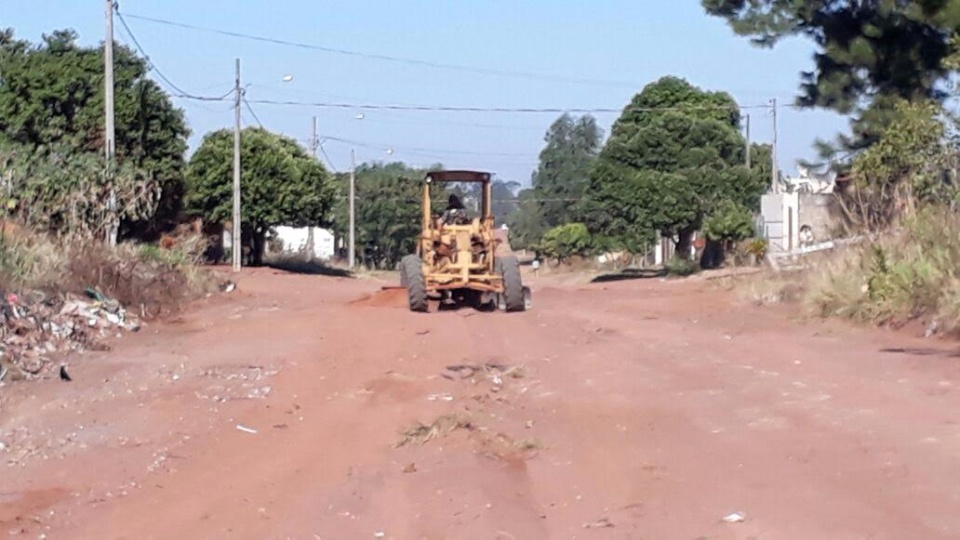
left=401, top=255, right=428, bottom=312
left=496, top=256, right=526, bottom=312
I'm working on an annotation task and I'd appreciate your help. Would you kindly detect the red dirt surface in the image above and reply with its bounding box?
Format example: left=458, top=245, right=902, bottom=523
left=3, top=268, right=960, bottom=539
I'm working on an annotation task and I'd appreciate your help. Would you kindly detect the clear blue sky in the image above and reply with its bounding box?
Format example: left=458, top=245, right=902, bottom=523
left=7, top=0, right=849, bottom=185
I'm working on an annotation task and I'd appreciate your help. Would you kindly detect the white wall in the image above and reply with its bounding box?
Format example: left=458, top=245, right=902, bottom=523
left=269, top=226, right=335, bottom=259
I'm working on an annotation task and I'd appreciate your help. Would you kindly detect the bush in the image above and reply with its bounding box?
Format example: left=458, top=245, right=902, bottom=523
left=0, top=224, right=216, bottom=319
left=703, top=201, right=755, bottom=243
left=664, top=255, right=699, bottom=277
left=803, top=208, right=960, bottom=332
left=539, top=223, right=592, bottom=264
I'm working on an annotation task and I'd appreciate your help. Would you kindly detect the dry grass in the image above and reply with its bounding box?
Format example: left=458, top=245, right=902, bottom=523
left=0, top=226, right=218, bottom=320
left=395, top=413, right=475, bottom=448
left=741, top=208, right=960, bottom=335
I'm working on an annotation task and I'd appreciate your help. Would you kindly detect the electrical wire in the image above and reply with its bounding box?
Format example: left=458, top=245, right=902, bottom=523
left=244, top=97, right=781, bottom=114
left=242, top=95, right=265, bottom=128
left=316, top=135, right=531, bottom=157
left=115, top=9, right=233, bottom=103
left=122, top=12, right=643, bottom=88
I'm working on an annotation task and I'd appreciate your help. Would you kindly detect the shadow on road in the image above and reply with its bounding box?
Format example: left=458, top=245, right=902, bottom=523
left=265, top=259, right=354, bottom=278
left=591, top=268, right=667, bottom=283
left=880, top=347, right=960, bottom=358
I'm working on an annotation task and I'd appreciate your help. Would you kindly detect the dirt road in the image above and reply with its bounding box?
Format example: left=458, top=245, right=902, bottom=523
left=2, top=268, right=960, bottom=539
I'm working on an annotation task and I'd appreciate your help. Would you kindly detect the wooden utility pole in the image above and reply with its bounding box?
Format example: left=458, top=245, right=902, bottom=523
left=309, top=116, right=318, bottom=157
left=771, top=98, right=778, bottom=194
left=349, top=148, right=356, bottom=269
left=306, top=116, right=318, bottom=260
left=744, top=113, right=751, bottom=169
left=104, top=0, right=118, bottom=247
left=232, top=59, right=242, bottom=272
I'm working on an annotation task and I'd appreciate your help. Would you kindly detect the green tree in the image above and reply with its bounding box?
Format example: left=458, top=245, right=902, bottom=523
left=540, top=222, right=592, bottom=264
left=585, top=76, right=767, bottom=258
left=0, top=28, right=190, bottom=238
left=185, top=127, right=335, bottom=265
left=509, top=113, right=603, bottom=250
left=702, top=200, right=755, bottom=243
left=702, top=1, right=960, bottom=153
left=329, top=162, right=447, bottom=269
left=847, top=99, right=954, bottom=230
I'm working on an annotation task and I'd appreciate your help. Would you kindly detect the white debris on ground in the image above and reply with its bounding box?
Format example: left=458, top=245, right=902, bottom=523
left=0, top=288, right=143, bottom=384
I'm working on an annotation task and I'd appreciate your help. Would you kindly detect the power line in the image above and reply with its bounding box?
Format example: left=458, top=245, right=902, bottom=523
left=242, top=95, right=265, bottom=128
left=122, top=12, right=642, bottom=88
left=245, top=97, right=782, bottom=114
left=115, top=8, right=233, bottom=102
left=317, top=135, right=531, bottom=157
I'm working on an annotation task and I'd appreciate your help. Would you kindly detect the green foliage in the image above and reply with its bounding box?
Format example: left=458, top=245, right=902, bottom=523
left=846, top=99, right=955, bottom=230
left=0, top=28, right=189, bottom=238
left=539, top=223, right=592, bottom=263
left=584, top=76, right=766, bottom=257
left=0, top=142, right=161, bottom=239
left=329, top=162, right=446, bottom=269
left=805, top=208, right=960, bottom=331
left=509, top=113, right=602, bottom=250
left=702, top=1, right=960, bottom=153
left=741, top=237, right=768, bottom=260
left=186, top=127, right=335, bottom=264
left=664, top=256, right=699, bottom=277
left=702, top=201, right=755, bottom=243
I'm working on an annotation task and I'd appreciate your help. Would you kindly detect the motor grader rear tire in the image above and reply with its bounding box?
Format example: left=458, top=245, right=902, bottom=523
left=496, top=256, right=526, bottom=312
left=401, top=255, right=428, bottom=312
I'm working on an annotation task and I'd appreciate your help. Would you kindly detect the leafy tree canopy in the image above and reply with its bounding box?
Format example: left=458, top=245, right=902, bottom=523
left=585, top=76, right=767, bottom=256
left=702, top=1, right=960, bottom=152
left=330, top=162, right=447, bottom=269
left=508, top=113, right=603, bottom=250
left=0, top=28, right=190, bottom=238
left=185, top=127, right=335, bottom=264
left=540, top=222, right=592, bottom=264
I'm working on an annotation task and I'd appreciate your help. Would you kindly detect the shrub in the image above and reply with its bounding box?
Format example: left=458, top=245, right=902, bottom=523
left=0, top=223, right=216, bottom=320
left=803, top=207, right=960, bottom=332
left=664, top=255, right=699, bottom=277
left=539, top=223, right=592, bottom=264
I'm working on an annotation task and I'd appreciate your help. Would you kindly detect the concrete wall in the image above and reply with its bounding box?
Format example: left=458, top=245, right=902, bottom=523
left=797, top=193, right=841, bottom=245
left=761, top=192, right=842, bottom=253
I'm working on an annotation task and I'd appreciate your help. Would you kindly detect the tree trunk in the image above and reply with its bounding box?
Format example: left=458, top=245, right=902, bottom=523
left=675, top=227, right=696, bottom=260
left=251, top=228, right=267, bottom=266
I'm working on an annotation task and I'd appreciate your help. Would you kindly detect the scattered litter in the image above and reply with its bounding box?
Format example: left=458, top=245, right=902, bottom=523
left=722, top=512, right=746, bottom=523
left=373, top=531, right=385, bottom=538
left=0, top=287, right=144, bottom=384
left=427, top=393, right=454, bottom=402
left=221, top=281, right=237, bottom=293
left=416, top=329, right=430, bottom=336
left=235, top=424, right=258, bottom=434
left=583, top=517, right=614, bottom=529
left=59, top=365, right=71, bottom=382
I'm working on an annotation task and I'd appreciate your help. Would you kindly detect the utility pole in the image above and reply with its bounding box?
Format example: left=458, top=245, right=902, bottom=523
left=104, top=0, right=117, bottom=247
left=232, top=59, right=242, bottom=273
left=771, top=98, right=778, bottom=194
left=348, top=149, right=356, bottom=269
left=309, top=116, right=318, bottom=157
left=744, top=113, right=751, bottom=169
left=306, top=116, right=318, bottom=261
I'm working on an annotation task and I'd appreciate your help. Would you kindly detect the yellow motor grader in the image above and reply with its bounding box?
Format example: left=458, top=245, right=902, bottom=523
left=399, top=170, right=530, bottom=313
